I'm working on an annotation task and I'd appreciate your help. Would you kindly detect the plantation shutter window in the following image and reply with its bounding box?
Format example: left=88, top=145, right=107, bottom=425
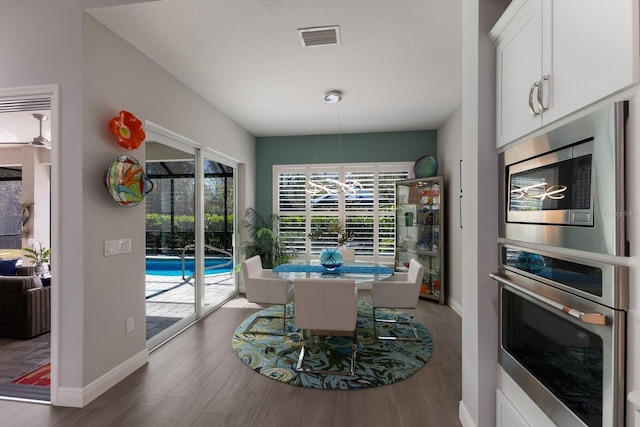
left=274, top=163, right=411, bottom=261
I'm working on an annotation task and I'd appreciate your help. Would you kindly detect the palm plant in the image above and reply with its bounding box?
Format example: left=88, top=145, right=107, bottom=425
left=239, top=207, right=296, bottom=268
left=307, top=218, right=354, bottom=249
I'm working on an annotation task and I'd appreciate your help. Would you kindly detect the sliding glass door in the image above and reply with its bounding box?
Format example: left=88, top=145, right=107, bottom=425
left=145, top=141, right=197, bottom=347
left=201, top=155, right=236, bottom=313
left=144, top=125, right=237, bottom=349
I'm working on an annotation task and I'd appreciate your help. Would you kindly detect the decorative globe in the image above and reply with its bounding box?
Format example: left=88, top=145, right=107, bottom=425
left=414, top=155, right=438, bottom=178
left=319, top=249, right=344, bottom=271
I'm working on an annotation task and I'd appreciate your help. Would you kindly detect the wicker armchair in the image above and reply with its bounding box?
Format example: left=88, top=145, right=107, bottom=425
left=0, top=275, right=51, bottom=339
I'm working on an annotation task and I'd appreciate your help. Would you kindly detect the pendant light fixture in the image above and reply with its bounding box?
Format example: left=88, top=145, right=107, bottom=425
left=305, top=90, right=362, bottom=195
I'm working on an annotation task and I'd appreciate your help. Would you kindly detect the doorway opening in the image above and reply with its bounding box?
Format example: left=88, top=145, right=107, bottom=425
left=0, top=85, right=58, bottom=403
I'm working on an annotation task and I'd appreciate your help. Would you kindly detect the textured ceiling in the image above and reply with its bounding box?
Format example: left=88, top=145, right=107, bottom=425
left=87, top=0, right=462, bottom=137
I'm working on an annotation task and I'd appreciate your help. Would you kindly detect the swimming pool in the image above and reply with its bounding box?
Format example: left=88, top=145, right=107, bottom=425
left=146, top=257, right=233, bottom=276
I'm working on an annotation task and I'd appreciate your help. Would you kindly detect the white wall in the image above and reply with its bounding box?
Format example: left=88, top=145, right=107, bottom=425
left=437, top=105, right=463, bottom=313
left=82, top=13, right=254, bottom=388
left=2, top=0, right=93, bottom=398
left=0, top=0, right=255, bottom=407
left=459, top=0, right=509, bottom=426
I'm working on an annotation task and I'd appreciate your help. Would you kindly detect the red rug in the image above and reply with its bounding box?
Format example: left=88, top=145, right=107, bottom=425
left=11, top=363, right=50, bottom=387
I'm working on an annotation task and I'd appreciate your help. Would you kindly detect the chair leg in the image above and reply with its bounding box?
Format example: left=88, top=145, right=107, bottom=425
left=373, top=306, right=421, bottom=342
left=244, top=304, right=288, bottom=336
left=295, top=329, right=357, bottom=376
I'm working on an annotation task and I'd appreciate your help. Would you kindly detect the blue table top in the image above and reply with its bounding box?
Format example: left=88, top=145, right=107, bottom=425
left=273, top=261, right=394, bottom=283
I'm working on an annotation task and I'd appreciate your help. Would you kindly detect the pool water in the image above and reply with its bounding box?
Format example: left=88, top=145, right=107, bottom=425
left=146, top=257, right=233, bottom=276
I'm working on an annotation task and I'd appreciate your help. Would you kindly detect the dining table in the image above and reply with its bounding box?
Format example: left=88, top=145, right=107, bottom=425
left=272, top=259, right=394, bottom=284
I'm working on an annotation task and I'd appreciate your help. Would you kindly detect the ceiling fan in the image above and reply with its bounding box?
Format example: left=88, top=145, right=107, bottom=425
left=0, top=113, right=50, bottom=149
left=30, top=113, right=50, bottom=148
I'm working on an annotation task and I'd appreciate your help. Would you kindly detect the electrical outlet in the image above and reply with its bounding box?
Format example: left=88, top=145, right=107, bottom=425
left=126, top=317, right=134, bottom=334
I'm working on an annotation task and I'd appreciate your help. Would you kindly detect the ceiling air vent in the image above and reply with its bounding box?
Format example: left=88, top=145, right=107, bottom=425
left=298, top=25, right=340, bottom=47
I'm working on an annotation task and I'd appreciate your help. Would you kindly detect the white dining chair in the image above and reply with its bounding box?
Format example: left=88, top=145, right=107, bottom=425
left=241, top=255, right=293, bottom=335
left=293, top=278, right=358, bottom=376
left=371, top=258, right=425, bottom=341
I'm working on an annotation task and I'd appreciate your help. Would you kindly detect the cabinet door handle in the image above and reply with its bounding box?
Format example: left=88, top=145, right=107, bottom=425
left=459, top=159, right=463, bottom=193
left=528, top=81, right=540, bottom=116
left=459, top=159, right=463, bottom=229
left=537, top=74, right=549, bottom=112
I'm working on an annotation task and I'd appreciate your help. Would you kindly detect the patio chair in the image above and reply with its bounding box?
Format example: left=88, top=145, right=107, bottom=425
left=293, top=278, right=358, bottom=376
left=241, top=255, right=293, bottom=335
left=371, top=258, right=424, bottom=341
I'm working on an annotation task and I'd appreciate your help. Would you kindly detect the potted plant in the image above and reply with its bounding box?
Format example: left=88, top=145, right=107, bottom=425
left=23, top=238, right=51, bottom=274
left=308, top=219, right=354, bottom=270
left=238, top=207, right=296, bottom=269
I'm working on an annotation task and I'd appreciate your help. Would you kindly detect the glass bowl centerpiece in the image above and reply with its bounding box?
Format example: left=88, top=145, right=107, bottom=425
left=308, top=219, right=354, bottom=271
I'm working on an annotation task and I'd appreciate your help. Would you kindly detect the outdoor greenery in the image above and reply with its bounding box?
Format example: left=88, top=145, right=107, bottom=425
left=239, top=207, right=296, bottom=268
left=144, top=167, right=234, bottom=254
left=145, top=213, right=233, bottom=253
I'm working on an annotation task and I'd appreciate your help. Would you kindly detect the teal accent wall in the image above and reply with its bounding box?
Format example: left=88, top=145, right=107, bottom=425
left=255, top=130, right=437, bottom=218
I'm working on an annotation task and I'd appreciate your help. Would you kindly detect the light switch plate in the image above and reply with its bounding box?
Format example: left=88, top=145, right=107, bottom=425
left=104, top=239, right=132, bottom=256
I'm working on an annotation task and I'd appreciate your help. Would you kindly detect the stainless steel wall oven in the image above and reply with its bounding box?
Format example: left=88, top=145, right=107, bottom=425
left=492, top=244, right=627, bottom=427
left=499, top=101, right=628, bottom=256
left=494, top=101, right=629, bottom=426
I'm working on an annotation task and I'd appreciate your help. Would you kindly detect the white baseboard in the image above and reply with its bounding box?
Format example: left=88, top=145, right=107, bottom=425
left=55, top=349, right=149, bottom=408
left=459, top=400, right=476, bottom=427
left=448, top=296, right=462, bottom=317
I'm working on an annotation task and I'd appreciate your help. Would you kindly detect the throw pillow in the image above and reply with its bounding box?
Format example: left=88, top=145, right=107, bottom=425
left=0, top=258, right=19, bottom=276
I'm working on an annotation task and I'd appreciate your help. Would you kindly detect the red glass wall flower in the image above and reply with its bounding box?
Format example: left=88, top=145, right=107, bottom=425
left=108, top=110, right=145, bottom=150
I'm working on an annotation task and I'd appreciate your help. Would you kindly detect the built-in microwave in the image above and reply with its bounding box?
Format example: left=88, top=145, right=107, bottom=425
left=507, top=140, right=594, bottom=226
left=499, top=101, right=628, bottom=256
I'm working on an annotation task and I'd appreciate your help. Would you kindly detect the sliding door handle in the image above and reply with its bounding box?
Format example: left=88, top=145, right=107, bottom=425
left=459, top=195, right=463, bottom=229
left=459, top=159, right=463, bottom=228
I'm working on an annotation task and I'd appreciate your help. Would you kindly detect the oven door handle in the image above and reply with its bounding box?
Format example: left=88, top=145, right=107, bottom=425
left=489, top=273, right=607, bottom=326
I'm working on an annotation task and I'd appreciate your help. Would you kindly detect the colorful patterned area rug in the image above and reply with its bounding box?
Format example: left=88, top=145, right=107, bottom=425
left=232, top=300, right=433, bottom=390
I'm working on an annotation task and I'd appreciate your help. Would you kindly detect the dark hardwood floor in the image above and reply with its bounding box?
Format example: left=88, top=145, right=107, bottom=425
left=0, top=290, right=462, bottom=427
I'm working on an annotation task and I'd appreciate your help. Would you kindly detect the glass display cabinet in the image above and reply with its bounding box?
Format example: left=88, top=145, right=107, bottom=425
left=395, top=176, right=445, bottom=304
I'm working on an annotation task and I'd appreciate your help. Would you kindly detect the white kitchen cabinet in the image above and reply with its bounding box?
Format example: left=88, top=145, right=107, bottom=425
left=496, top=389, right=530, bottom=427
left=491, top=0, right=639, bottom=149
left=493, top=0, right=544, bottom=148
